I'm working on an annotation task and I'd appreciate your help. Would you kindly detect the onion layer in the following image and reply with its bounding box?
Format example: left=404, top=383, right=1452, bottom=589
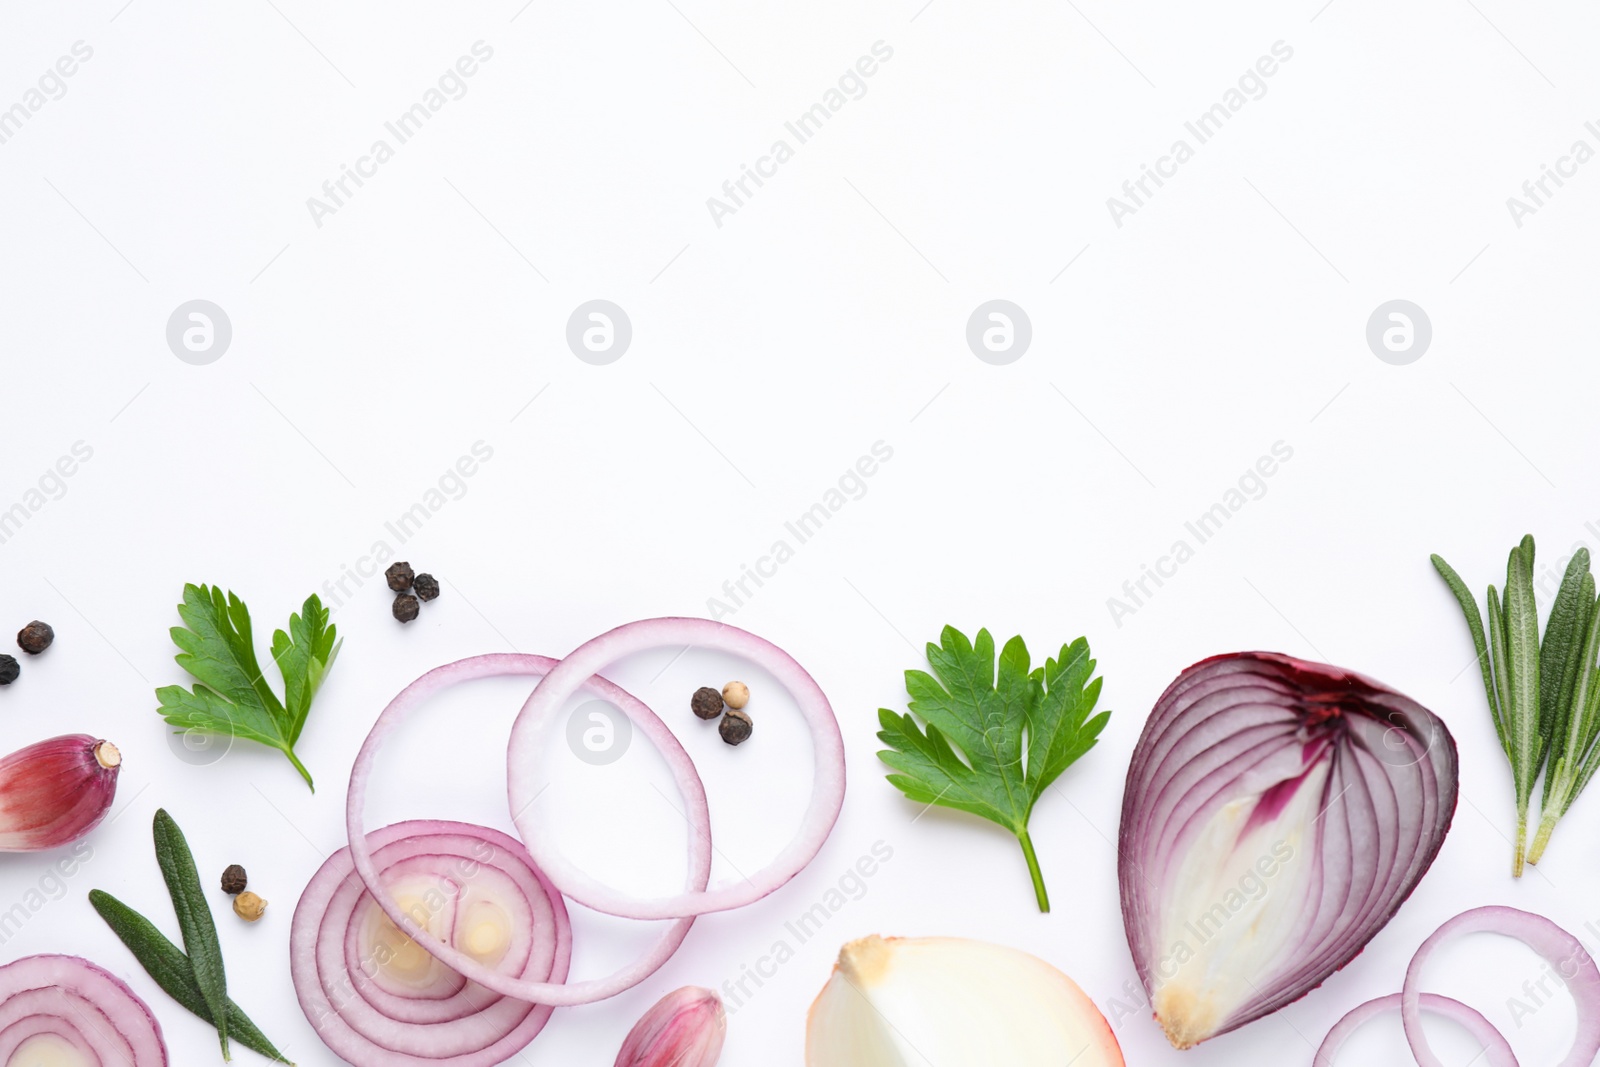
left=0, top=955, right=166, bottom=1066
left=1118, top=652, right=1458, bottom=1048
left=507, top=617, right=847, bottom=920
left=1314, top=992, right=1516, bottom=1066
left=1401, top=906, right=1600, bottom=1067
left=344, top=653, right=711, bottom=1006
left=291, top=820, right=571, bottom=1066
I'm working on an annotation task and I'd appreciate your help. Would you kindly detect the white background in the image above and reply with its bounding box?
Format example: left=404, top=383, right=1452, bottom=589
left=2, top=0, right=1599, bottom=1064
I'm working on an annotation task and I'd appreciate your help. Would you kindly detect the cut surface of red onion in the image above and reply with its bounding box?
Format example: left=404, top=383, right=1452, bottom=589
left=344, top=654, right=711, bottom=1006
left=1314, top=992, right=1516, bottom=1066
left=1401, top=906, right=1600, bottom=1067
left=1118, top=652, right=1458, bottom=1049
left=507, top=617, right=846, bottom=920
left=0, top=954, right=166, bottom=1066
left=292, top=820, right=571, bottom=1066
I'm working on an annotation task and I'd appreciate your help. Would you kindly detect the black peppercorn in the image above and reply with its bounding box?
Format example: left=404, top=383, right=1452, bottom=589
left=0, top=656, right=16, bottom=686
left=385, top=561, right=415, bottom=592
left=16, top=621, right=53, bottom=655
left=221, top=864, right=248, bottom=894
left=719, top=708, right=753, bottom=745
left=393, top=594, right=421, bottom=623
left=691, top=686, right=723, bottom=720
left=413, top=573, right=440, bottom=602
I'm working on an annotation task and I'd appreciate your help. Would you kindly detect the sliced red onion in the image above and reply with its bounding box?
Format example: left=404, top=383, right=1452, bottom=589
left=344, top=653, right=711, bottom=1006
left=1401, top=906, right=1600, bottom=1067
left=507, top=617, right=846, bottom=920
left=1118, top=652, right=1458, bottom=1049
left=1314, top=992, right=1516, bottom=1066
left=292, top=819, right=571, bottom=1066
left=0, top=954, right=167, bottom=1065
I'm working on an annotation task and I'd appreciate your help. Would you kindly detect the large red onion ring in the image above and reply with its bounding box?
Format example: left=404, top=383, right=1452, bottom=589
left=507, top=617, right=846, bottom=920
left=1314, top=992, right=1516, bottom=1066
left=292, top=820, right=570, bottom=1065
left=345, top=654, right=711, bottom=1006
left=1401, top=906, right=1600, bottom=1067
left=0, top=955, right=166, bottom=1065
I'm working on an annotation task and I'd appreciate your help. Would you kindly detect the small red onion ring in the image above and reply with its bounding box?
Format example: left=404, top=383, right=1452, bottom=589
left=1314, top=992, right=1516, bottom=1066
left=345, top=654, right=712, bottom=1006
left=1401, top=905, right=1600, bottom=1067
left=0, top=955, right=167, bottom=1065
left=507, top=617, right=846, bottom=920
left=293, top=820, right=570, bottom=1065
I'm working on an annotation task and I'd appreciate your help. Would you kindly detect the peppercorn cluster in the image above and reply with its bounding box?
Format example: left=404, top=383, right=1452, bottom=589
left=689, top=681, right=754, bottom=746
left=385, top=562, right=441, bottom=623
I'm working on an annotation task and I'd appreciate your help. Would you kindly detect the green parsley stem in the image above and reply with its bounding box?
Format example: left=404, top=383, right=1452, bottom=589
left=1018, top=831, right=1050, bottom=913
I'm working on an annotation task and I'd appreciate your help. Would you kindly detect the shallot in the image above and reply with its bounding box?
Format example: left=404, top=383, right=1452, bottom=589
left=0, top=735, right=121, bottom=852
left=615, top=986, right=725, bottom=1067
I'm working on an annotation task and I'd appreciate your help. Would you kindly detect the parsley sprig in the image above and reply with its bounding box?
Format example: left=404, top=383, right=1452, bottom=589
left=877, top=625, right=1110, bottom=912
left=156, top=584, right=341, bottom=791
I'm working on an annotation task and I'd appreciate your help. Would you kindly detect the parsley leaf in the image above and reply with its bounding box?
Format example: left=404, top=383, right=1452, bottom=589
left=156, top=584, right=341, bottom=791
left=877, top=625, right=1110, bottom=912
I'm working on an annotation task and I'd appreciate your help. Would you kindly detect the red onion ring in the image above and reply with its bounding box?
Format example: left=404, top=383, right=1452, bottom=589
left=507, top=617, right=846, bottom=920
left=292, top=820, right=570, bottom=1065
left=1401, top=906, right=1600, bottom=1067
left=0, top=955, right=167, bottom=1066
left=344, top=653, right=712, bottom=1006
left=1314, top=992, right=1516, bottom=1066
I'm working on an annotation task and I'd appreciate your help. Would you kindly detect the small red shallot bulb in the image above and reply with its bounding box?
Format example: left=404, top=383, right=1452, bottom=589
left=0, top=735, right=121, bottom=852
left=615, top=986, right=726, bottom=1067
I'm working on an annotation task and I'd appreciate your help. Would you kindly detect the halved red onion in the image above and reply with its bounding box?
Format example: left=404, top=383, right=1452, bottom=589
left=1401, top=906, right=1600, bottom=1067
left=1118, top=652, right=1458, bottom=1049
left=345, top=653, right=711, bottom=1006
left=507, top=617, right=846, bottom=920
left=292, top=819, right=571, bottom=1066
left=0, top=954, right=166, bottom=1065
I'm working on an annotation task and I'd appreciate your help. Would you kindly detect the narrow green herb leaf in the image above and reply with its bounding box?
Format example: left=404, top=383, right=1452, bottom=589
left=1431, top=554, right=1498, bottom=729
left=877, top=626, right=1110, bottom=912
left=153, top=809, right=230, bottom=1060
left=89, top=890, right=295, bottom=1064
left=156, top=584, right=339, bottom=791
left=1540, top=553, right=1593, bottom=809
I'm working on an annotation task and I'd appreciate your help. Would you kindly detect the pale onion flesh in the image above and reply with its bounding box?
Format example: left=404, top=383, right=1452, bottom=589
left=805, top=936, right=1124, bottom=1067
left=0, top=955, right=167, bottom=1066
left=1119, top=652, right=1458, bottom=1049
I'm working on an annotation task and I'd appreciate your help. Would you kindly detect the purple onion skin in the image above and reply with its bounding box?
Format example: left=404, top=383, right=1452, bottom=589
left=1118, top=652, right=1459, bottom=1049
left=0, top=735, right=121, bottom=852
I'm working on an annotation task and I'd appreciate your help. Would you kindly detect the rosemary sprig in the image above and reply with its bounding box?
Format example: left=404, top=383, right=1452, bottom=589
left=1433, top=536, right=1600, bottom=874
